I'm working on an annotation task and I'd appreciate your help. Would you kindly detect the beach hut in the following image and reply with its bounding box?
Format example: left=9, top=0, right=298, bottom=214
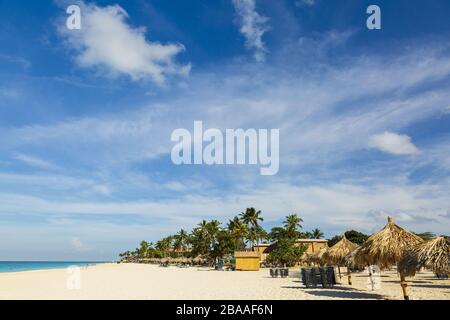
left=234, top=251, right=261, bottom=271
left=398, top=236, right=450, bottom=277
left=322, top=235, right=359, bottom=284
left=355, top=216, right=423, bottom=300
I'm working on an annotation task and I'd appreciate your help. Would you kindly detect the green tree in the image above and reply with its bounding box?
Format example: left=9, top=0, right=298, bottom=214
left=190, top=221, right=210, bottom=257
left=227, top=217, right=247, bottom=251
left=173, top=229, right=190, bottom=255
left=119, top=250, right=132, bottom=260
left=269, top=227, right=287, bottom=242
left=137, top=240, right=150, bottom=258
left=413, top=232, right=436, bottom=241
left=240, top=208, right=263, bottom=228
left=309, top=228, right=324, bottom=239
left=344, top=230, right=369, bottom=244
left=155, top=236, right=174, bottom=257
left=327, top=235, right=343, bottom=247
left=267, top=214, right=307, bottom=266
left=190, top=220, right=224, bottom=264
left=247, top=225, right=268, bottom=247
left=266, top=238, right=307, bottom=267
left=283, top=214, right=303, bottom=239
left=239, top=208, right=264, bottom=247
left=211, top=229, right=235, bottom=261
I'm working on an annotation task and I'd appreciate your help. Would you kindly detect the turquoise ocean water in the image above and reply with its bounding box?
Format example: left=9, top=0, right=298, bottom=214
left=0, top=261, right=107, bottom=273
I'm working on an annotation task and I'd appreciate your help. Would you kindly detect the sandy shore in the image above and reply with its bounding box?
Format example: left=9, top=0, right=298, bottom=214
left=0, top=263, right=448, bottom=300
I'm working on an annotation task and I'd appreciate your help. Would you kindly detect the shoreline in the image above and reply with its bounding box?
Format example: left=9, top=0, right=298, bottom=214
left=0, top=262, right=110, bottom=275
left=0, top=263, right=448, bottom=300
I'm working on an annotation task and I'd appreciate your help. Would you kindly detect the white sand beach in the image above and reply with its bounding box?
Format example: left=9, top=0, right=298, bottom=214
left=0, top=263, right=449, bottom=300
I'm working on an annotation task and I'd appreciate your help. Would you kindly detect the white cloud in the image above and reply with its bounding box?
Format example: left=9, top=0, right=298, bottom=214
left=60, top=2, right=190, bottom=84
left=91, top=185, right=112, bottom=196
left=444, top=105, right=450, bottom=114
left=232, top=0, right=270, bottom=62
left=295, top=0, right=317, bottom=7
left=368, top=132, right=420, bottom=156
left=14, top=154, right=58, bottom=170
left=0, top=173, right=93, bottom=190
left=0, top=87, right=19, bottom=99
left=0, top=180, right=449, bottom=236
left=2, top=37, right=450, bottom=254
left=0, top=54, right=31, bottom=69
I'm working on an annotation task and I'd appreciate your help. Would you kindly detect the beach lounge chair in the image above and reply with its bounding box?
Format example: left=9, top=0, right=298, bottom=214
left=435, top=273, right=449, bottom=279
left=270, top=268, right=279, bottom=277
left=301, top=268, right=318, bottom=288
left=280, top=268, right=289, bottom=278
left=319, top=266, right=336, bottom=288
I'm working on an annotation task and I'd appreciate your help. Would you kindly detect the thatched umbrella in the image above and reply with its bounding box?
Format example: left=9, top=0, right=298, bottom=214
left=355, top=216, right=423, bottom=299
left=180, top=257, right=189, bottom=264
left=398, top=236, right=450, bottom=277
left=344, top=247, right=367, bottom=285
left=344, top=247, right=365, bottom=269
left=322, top=235, right=359, bottom=284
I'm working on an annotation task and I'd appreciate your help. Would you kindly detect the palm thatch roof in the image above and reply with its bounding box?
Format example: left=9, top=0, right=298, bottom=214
left=344, top=246, right=365, bottom=269
left=398, top=236, right=450, bottom=277
left=355, top=216, right=423, bottom=267
left=322, top=235, right=359, bottom=265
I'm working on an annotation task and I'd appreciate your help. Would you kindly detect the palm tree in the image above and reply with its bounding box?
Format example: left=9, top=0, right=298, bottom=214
left=284, top=213, right=303, bottom=239
left=227, top=217, right=247, bottom=250
left=310, top=228, right=324, bottom=239
left=173, top=229, right=189, bottom=255
left=269, top=227, right=287, bottom=242
left=253, top=225, right=268, bottom=245
left=227, top=216, right=242, bottom=231
left=155, top=236, right=174, bottom=257
left=138, top=240, right=150, bottom=258
left=207, top=220, right=221, bottom=235
left=190, top=220, right=222, bottom=261
left=240, top=207, right=263, bottom=228
left=196, top=220, right=209, bottom=238
left=119, top=250, right=131, bottom=260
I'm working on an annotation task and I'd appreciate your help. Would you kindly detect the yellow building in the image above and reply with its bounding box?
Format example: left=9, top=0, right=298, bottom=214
left=253, top=239, right=328, bottom=262
left=252, top=244, right=271, bottom=262
left=234, top=251, right=261, bottom=271
left=298, top=239, right=328, bottom=254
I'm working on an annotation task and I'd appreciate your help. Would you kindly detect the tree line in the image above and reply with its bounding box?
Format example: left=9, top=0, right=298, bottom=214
left=119, top=208, right=326, bottom=266
left=120, top=208, right=436, bottom=266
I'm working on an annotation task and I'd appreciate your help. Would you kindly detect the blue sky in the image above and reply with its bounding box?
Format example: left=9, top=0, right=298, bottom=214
left=1, top=0, right=450, bottom=260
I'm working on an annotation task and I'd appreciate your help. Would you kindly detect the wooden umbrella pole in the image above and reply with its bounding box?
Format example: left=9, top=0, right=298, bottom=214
left=347, top=267, right=352, bottom=285
left=400, top=274, right=409, bottom=300
left=338, top=266, right=342, bottom=280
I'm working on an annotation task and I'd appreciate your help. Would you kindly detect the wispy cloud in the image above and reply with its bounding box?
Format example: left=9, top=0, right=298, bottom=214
left=14, top=154, right=59, bottom=170
left=0, top=54, right=31, bottom=69
left=2, top=18, right=450, bottom=258
left=59, top=2, right=190, bottom=84
left=232, top=0, right=270, bottom=62
left=295, top=0, right=317, bottom=7
left=368, top=132, right=420, bottom=156
left=0, top=180, right=449, bottom=236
